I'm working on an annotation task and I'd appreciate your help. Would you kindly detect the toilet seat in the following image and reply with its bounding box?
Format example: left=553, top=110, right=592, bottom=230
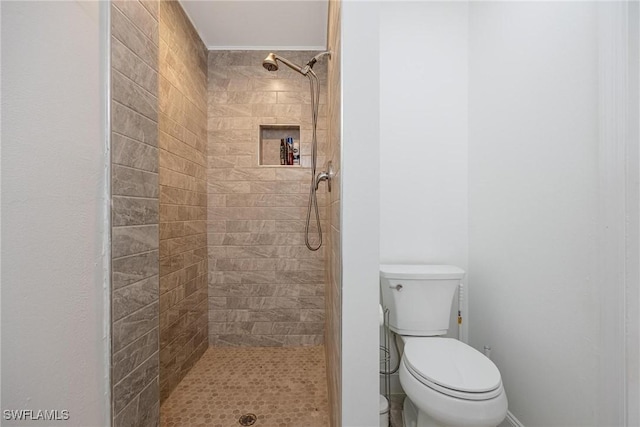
left=403, top=337, right=503, bottom=401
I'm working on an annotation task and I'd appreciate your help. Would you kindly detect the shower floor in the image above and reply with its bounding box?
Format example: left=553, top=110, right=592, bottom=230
left=160, top=346, right=330, bottom=427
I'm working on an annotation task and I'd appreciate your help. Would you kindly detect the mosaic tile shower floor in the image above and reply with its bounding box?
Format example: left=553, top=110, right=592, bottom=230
left=160, top=346, right=330, bottom=427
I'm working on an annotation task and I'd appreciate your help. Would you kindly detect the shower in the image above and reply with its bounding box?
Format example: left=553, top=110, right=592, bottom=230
left=262, top=51, right=332, bottom=251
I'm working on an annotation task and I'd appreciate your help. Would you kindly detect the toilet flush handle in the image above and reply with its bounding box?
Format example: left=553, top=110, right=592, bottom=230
left=390, top=284, right=403, bottom=291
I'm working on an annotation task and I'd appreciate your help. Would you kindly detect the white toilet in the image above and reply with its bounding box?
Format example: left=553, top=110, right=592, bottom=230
left=380, top=264, right=508, bottom=427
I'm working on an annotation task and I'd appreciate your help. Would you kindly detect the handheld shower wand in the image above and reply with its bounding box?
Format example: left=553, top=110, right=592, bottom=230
left=303, top=51, right=332, bottom=73
left=262, top=51, right=332, bottom=251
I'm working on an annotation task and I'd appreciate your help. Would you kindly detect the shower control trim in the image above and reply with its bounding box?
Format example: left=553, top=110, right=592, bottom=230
left=315, top=161, right=334, bottom=192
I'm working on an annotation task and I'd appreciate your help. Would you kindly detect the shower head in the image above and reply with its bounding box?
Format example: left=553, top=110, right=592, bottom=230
left=262, top=53, right=278, bottom=72
left=262, top=51, right=332, bottom=76
left=262, top=52, right=306, bottom=75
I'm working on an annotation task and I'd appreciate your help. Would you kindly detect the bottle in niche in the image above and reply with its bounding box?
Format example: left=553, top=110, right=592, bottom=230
left=285, top=139, right=291, bottom=165
left=287, top=137, right=294, bottom=165
left=292, top=137, right=300, bottom=165
left=280, top=138, right=286, bottom=165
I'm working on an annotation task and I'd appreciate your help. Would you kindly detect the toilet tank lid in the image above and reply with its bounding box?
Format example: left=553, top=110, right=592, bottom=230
left=380, top=264, right=465, bottom=280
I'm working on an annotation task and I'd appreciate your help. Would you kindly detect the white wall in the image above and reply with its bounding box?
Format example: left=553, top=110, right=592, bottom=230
left=379, top=0, right=469, bottom=393
left=1, top=0, right=4, bottom=412
left=629, top=4, right=640, bottom=425
left=341, top=2, right=380, bottom=426
left=377, top=2, right=635, bottom=425
left=1, top=2, right=109, bottom=425
left=468, top=3, right=602, bottom=426
left=379, top=1, right=469, bottom=273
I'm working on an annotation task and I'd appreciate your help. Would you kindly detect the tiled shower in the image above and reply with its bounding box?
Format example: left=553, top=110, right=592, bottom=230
left=109, top=0, right=342, bottom=425
left=157, top=0, right=209, bottom=403
left=206, top=50, right=328, bottom=348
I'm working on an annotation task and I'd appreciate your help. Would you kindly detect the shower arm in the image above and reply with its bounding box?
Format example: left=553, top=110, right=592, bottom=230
left=275, top=55, right=306, bottom=75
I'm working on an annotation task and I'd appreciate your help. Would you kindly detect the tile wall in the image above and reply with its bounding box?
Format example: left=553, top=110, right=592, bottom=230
left=110, top=1, right=160, bottom=425
left=157, top=0, right=209, bottom=402
left=325, top=1, right=343, bottom=425
left=109, top=2, right=338, bottom=420
left=207, top=50, right=328, bottom=347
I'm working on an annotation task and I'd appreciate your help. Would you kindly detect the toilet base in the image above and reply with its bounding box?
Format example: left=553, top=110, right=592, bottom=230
left=399, top=358, right=507, bottom=427
left=403, top=397, right=449, bottom=427
left=402, top=393, right=506, bottom=427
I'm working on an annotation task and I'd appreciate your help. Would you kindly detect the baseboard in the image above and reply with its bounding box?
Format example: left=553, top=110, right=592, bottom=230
left=504, top=410, right=525, bottom=427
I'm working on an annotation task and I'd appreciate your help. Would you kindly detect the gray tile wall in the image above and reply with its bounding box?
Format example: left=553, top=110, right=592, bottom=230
left=207, top=50, right=328, bottom=347
left=158, top=0, right=209, bottom=403
left=325, top=1, right=342, bottom=425
left=110, top=1, right=160, bottom=425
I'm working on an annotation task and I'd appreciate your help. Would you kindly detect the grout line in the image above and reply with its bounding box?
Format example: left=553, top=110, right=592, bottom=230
left=160, top=274, right=207, bottom=297
left=111, top=35, right=158, bottom=81
left=159, top=146, right=206, bottom=170
left=112, top=350, right=159, bottom=390
left=113, top=224, right=158, bottom=231
left=159, top=167, right=206, bottom=183
left=113, top=162, right=159, bottom=176
left=112, top=99, right=157, bottom=126
left=158, top=219, right=208, bottom=224
left=160, top=306, right=208, bottom=349
left=158, top=144, right=207, bottom=169
left=160, top=69, right=208, bottom=117
left=110, top=28, right=157, bottom=74
left=112, top=301, right=158, bottom=332
left=114, top=195, right=159, bottom=202
left=112, top=326, right=158, bottom=359
left=112, top=69, right=158, bottom=114
left=137, top=0, right=157, bottom=23
left=112, top=248, right=158, bottom=262
left=112, top=1, right=158, bottom=49
left=113, top=274, right=159, bottom=293
left=159, top=246, right=207, bottom=259
left=158, top=135, right=206, bottom=164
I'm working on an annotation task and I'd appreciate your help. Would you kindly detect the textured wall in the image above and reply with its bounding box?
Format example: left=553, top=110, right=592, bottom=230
left=468, top=3, right=600, bottom=425
left=158, top=0, right=209, bottom=402
left=2, top=2, right=109, bottom=424
left=325, top=1, right=342, bottom=425
left=379, top=2, right=469, bottom=394
left=207, top=50, right=328, bottom=347
left=110, top=1, right=160, bottom=425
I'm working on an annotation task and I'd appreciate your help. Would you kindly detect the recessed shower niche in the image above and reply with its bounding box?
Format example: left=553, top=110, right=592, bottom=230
left=259, top=124, right=301, bottom=166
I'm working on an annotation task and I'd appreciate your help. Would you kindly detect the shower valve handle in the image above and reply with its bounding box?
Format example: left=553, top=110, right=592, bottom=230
left=314, top=161, right=334, bottom=192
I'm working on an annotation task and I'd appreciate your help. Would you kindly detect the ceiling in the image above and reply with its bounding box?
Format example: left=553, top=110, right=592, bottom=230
left=180, top=1, right=328, bottom=50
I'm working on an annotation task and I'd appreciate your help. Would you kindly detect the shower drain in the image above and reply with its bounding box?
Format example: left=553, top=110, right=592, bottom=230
left=238, top=413, right=257, bottom=426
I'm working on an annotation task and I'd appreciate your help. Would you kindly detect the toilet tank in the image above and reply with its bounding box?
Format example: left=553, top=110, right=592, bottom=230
left=380, top=264, right=465, bottom=336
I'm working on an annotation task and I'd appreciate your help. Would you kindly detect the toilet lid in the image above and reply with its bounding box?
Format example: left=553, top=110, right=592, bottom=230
left=404, top=338, right=502, bottom=398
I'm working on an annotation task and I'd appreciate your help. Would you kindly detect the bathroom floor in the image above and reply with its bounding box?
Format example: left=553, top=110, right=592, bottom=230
left=160, top=346, right=329, bottom=427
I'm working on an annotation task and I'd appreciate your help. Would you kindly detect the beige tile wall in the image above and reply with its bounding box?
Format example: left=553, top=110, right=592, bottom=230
left=158, top=0, right=209, bottom=403
left=207, top=50, right=328, bottom=347
left=325, top=1, right=343, bottom=425
left=110, top=1, right=160, bottom=425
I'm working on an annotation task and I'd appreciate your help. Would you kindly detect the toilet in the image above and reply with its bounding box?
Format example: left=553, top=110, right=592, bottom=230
left=380, top=264, right=508, bottom=427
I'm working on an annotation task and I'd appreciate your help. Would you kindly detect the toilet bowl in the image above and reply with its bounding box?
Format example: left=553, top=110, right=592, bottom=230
left=399, top=337, right=507, bottom=427
left=380, top=264, right=508, bottom=427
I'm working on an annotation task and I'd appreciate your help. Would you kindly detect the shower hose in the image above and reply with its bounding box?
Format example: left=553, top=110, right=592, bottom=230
left=305, top=69, right=323, bottom=251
